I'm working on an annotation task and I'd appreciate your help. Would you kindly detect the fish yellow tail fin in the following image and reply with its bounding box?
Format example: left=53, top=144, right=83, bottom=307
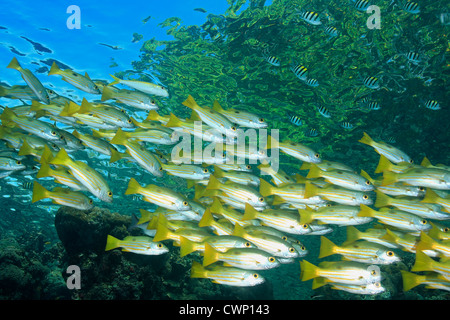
left=108, top=74, right=121, bottom=86
left=7, top=57, right=21, bottom=71
left=306, top=164, right=323, bottom=179
left=101, top=86, right=115, bottom=102
left=357, top=204, right=378, bottom=218
left=421, top=189, right=439, bottom=204
left=36, top=160, right=55, bottom=178
left=344, top=226, right=362, bottom=245
left=125, top=178, right=142, bottom=195
left=206, top=175, right=223, bottom=190
left=401, top=270, right=424, bottom=292
left=298, top=209, right=314, bottom=224
left=203, top=243, right=220, bottom=266
left=259, top=178, right=274, bottom=197
left=153, top=222, right=173, bottom=243
left=105, top=234, right=121, bottom=251
left=210, top=197, right=223, bottom=214
left=198, top=208, right=215, bottom=228
left=420, top=156, right=433, bottom=168
left=50, top=148, right=74, bottom=167
left=32, top=181, right=49, bottom=203
left=375, top=155, right=394, bottom=173
left=59, top=102, right=80, bottom=117
left=18, top=140, right=34, bottom=157
left=212, top=100, right=225, bottom=112
left=300, top=260, right=320, bottom=281
left=79, top=98, right=94, bottom=114
left=381, top=171, right=398, bottom=186
left=182, top=95, right=200, bottom=111
left=109, top=147, right=124, bottom=164
left=190, top=260, right=207, bottom=278
left=110, top=128, right=129, bottom=145
left=243, top=203, right=259, bottom=221
left=232, top=223, right=248, bottom=238
left=164, top=113, right=183, bottom=128
left=180, top=237, right=199, bottom=258
left=411, top=250, right=436, bottom=272
left=48, top=62, right=62, bottom=76
left=303, top=181, right=320, bottom=199
left=374, top=190, right=392, bottom=208
left=0, top=107, right=17, bottom=122
left=358, top=132, right=374, bottom=146
left=318, top=236, right=338, bottom=259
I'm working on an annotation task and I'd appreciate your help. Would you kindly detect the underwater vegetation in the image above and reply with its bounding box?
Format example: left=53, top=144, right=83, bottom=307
left=0, top=0, right=449, bottom=300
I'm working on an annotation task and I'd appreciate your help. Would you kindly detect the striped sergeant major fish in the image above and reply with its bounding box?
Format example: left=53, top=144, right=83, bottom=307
left=363, top=76, right=380, bottom=89
left=424, top=100, right=440, bottom=110
left=406, top=52, right=422, bottom=64
left=289, top=114, right=303, bottom=126
left=305, top=78, right=319, bottom=87
left=351, top=0, right=371, bottom=12
left=400, top=0, right=420, bottom=14
left=306, top=128, right=318, bottom=137
left=341, top=122, right=354, bottom=130
left=323, top=25, right=339, bottom=38
left=262, top=48, right=280, bottom=67
left=317, top=105, right=331, bottom=118
left=290, top=64, right=308, bottom=81
left=297, top=10, right=322, bottom=25
left=7, top=57, right=50, bottom=104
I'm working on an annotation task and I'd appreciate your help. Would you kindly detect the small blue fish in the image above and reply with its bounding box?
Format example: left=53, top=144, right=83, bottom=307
left=298, top=11, right=322, bottom=25
left=289, top=114, right=303, bottom=126
left=400, top=0, right=420, bottom=14
left=424, top=100, right=440, bottom=110
left=363, top=76, right=380, bottom=89
left=317, top=105, right=331, bottom=118
left=306, top=128, right=319, bottom=137
left=341, top=122, right=354, bottom=130
left=291, top=64, right=308, bottom=81
left=305, top=78, right=319, bottom=87
left=324, top=25, right=339, bottom=38
left=352, top=0, right=371, bottom=12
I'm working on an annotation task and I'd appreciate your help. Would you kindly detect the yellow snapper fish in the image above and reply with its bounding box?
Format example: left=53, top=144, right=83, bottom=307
left=358, top=204, right=431, bottom=232
left=206, top=175, right=267, bottom=208
left=37, top=160, right=87, bottom=191
left=182, top=95, right=238, bottom=138
left=125, top=178, right=190, bottom=211
left=375, top=190, right=450, bottom=220
left=203, top=243, right=280, bottom=270
left=190, top=261, right=265, bottom=287
left=59, top=102, right=119, bottom=130
left=416, top=232, right=450, bottom=258
left=0, top=156, right=26, bottom=171
left=362, top=170, right=424, bottom=197
left=233, top=224, right=300, bottom=259
left=312, top=277, right=385, bottom=295
left=411, top=250, right=450, bottom=280
left=209, top=198, right=257, bottom=228
left=31, top=181, right=94, bottom=210
left=179, top=234, right=257, bottom=257
left=110, top=129, right=163, bottom=177
left=48, top=62, right=101, bottom=94
left=304, top=181, right=373, bottom=206
left=108, top=74, right=169, bottom=97
left=374, top=154, right=415, bottom=174
left=79, top=98, right=134, bottom=129
left=382, top=167, right=450, bottom=190
left=343, top=226, right=401, bottom=249
left=319, top=236, right=401, bottom=265
left=306, top=164, right=375, bottom=192
left=300, top=260, right=383, bottom=285
left=101, top=86, right=160, bottom=111
left=115, top=127, right=178, bottom=146
left=299, top=205, right=373, bottom=226
left=212, top=100, right=267, bottom=129
left=259, top=178, right=325, bottom=206
left=213, top=165, right=260, bottom=187
left=50, top=148, right=113, bottom=202
left=198, top=209, right=234, bottom=236
left=105, top=235, right=168, bottom=255
left=401, top=270, right=450, bottom=292
left=266, top=135, right=321, bottom=163
left=153, top=222, right=212, bottom=245
left=421, top=189, right=450, bottom=213
left=161, top=163, right=211, bottom=180
left=72, top=130, right=124, bottom=163
left=7, top=57, right=50, bottom=104
left=164, top=113, right=227, bottom=144
left=243, top=203, right=313, bottom=235
left=359, top=132, right=413, bottom=164
left=1, top=107, right=65, bottom=143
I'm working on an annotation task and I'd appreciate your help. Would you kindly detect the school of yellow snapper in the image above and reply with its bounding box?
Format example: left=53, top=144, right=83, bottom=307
left=1, top=57, right=450, bottom=296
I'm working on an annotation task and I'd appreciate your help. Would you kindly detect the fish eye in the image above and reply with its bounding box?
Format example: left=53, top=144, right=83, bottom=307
left=108, top=191, right=113, bottom=197
left=203, top=168, right=209, bottom=173
left=419, top=187, right=425, bottom=191
left=246, top=165, right=251, bottom=170
left=300, top=245, right=306, bottom=251
left=314, top=153, right=320, bottom=158
left=365, top=180, right=371, bottom=185
left=326, top=203, right=332, bottom=207
left=386, top=251, right=394, bottom=257
left=259, top=118, right=264, bottom=122
left=231, top=126, right=237, bottom=131
left=89, top=199, right=93, bottom=204
left=245, top=242, right=252, bottom=247
left=282, top=236, right=288, bottom=241
left=289, top=247, right=295, bottom=253
left=51, top=131, right=57, bottom=136
left=409, top=159, right=414, bottom=164
left=444, top=227, right=449, bottom=233
left=16, top=160, right=21, bottom=165
left=94, top=85, right=99, bottom=90
left=157, top=243, right=163, bottom=248
left=127, top=119, right=132, bottom=123
left=363, top=195, right=369, bottom=200
left=258, top=197, right=264, bottom=202
left=268, top=257, right=276, bottom=263
left=421, top=219, right=427, bottom=225
left=183, top=201, right=189, bottom=206
left=151, top=100, right=155, bottom=104
left=253, top=273, right=259, bottom=279
left=302, top=224, right=309, bottom=229
left=159, top=166, right=163, bottom=171
left=375, top=282, right=381, bottom=288
left=371, top=269, right=377, bottom=275
left=160, top=86, right=165, bottom=90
